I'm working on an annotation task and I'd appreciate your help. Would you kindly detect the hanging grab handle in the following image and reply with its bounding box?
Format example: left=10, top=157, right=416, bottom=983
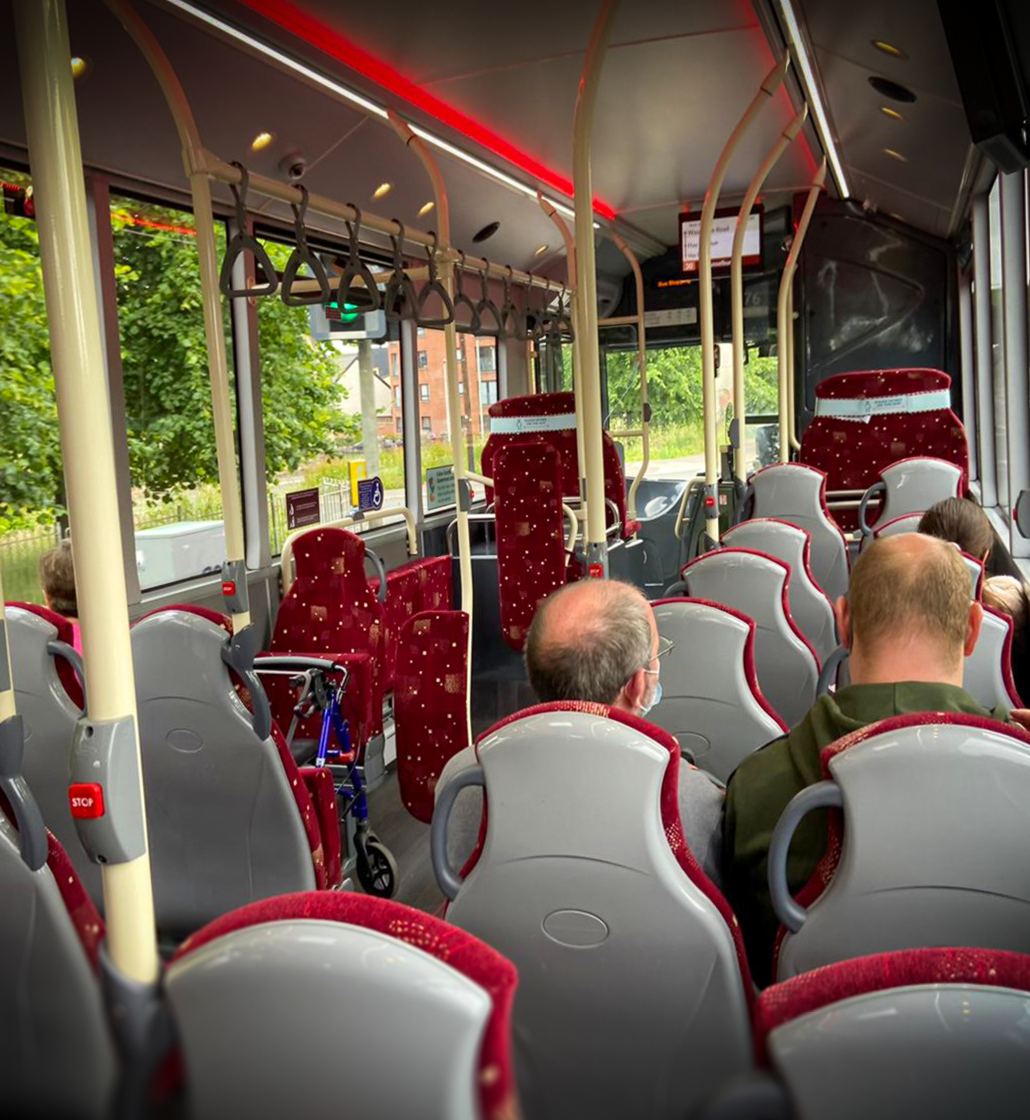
left=0, top=715, right=48, bottom=872
left=219, top=163, right=280, bottom=299
left=383, top=221, right=419, bottom=322
left=415, top=231, right=456, bottom=329
left=281, top=186, right=331, bottom=307
left=473, top=260, right=503, bottom=337
left=336, top=204, right=381, bottom=313
left=452, top=251, right=481, bottom=334
left=499, top=265, right=521, bottom=340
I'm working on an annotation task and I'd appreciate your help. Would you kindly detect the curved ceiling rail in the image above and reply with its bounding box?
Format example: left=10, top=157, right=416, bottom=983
left=730, top=106, right=808, bottom=483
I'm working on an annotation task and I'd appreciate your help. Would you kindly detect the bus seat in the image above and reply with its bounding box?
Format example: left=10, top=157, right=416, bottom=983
left=481, top=391, right=633, bottom=538
left=860, top=510, right=925, bottom=552
left=722, top=519, right=838, bottom=662
left=165, top=893, right=518, bottom=1120
left=395, top=609, right=470, bottom=823
left=5, top=601, right=103, bottom=905
left=858, top=455, right=965, bottom=538
left=433, top=702, right=753, bottom=1120
left=132, top=607, right=343, bottom=938
left=494, top=440, right=568, bottom=651
left=0, top=813, right=115, bottom=1119
left=800, top=368, right=969, bottom=530
left=681, top=549, right=820, bottom=728
left=748, top=463, right=850, bottom=600
left=746, top=948, right=1030, bottom=1120
left=967, top=605, right=1023, bottom=708
left=650, top=598, right=788, bottom=782
left=769, top=713, right=1030, bottom=982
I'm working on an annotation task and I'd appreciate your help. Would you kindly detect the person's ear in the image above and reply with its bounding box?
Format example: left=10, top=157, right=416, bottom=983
left=834, top=596, right=851, bottom=649
left=618, top=667, right=649, bottom=714
left=964, top=600, right=984, bottom=658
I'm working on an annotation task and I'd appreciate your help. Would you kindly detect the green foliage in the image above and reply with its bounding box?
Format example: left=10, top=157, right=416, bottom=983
left=606, top=346, right=705, bottom=431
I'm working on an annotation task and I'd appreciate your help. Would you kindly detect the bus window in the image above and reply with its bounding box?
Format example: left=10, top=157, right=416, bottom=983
left=0, top=166, right=64, bottom=604
left=989, top=177, right=1009, bottom=513
left=110, top=195, right=231, bottom=591
left=256, top=239, right=404, bottom=552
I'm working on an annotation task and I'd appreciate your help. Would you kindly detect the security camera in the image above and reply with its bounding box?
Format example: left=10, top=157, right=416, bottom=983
left=279, top=150, right=307, bottom=182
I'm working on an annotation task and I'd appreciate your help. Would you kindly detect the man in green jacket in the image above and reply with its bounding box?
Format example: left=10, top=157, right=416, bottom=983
left=722, top=532, right=1028, bottom=987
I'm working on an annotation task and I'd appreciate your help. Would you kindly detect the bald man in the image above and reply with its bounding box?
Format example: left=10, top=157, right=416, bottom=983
left=723, top=533, right=1024, bottom=985
left=436, top=579, right=726, bottom=884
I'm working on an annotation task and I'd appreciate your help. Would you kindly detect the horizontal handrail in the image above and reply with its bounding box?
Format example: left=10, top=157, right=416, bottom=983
left=598, top=314, right=640, bottom=327
left=466, top=470, right=494, bottom=487
left=280, top=506, right=418, bottom=594
left=446, top=504, right=579, bottom=554
left=609, top=428, right=644, bottom=439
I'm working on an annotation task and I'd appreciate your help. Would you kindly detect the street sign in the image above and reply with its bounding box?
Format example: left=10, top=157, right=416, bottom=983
left=426, top=464, right=456, bottom=511
left=357, top=476, right=384, bottom=513
left=285, top=487, right=320, bottom=530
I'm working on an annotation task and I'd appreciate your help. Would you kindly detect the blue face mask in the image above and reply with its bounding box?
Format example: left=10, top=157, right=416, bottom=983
left=639, top=679, right=662, bottom=718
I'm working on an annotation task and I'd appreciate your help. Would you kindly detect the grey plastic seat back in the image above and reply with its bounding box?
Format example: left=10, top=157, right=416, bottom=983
left=684, top=550, right=820, bottom=728
left=750, top=463, right=849, bottom=600
left=859, top=510, right=925, bottom=552
left=965, top=606, right=1022, bottom=708
left=132, top=611, right=315, bottom=936
left=651, top=598, right=786, bottom=782
left=7, top=606, right=103, bottom=905
left=775, top=722, right=1030, bottom=980
left=443, top=711, right=753, bottom=1120
left=769, top=983, right=1030, bottom=1120
left=0, top=816, right=115, bottom=1119
left=723, top=520, right=837, bottom=662
left=165, top=918, right=491, bottom=1120
left=876, top=456, right=964, bottom=525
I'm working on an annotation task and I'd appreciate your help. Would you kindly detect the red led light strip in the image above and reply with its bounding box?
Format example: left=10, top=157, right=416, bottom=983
left=233, top=0, right=617, bottom=221
left=111, top=210, right=197, bottom=237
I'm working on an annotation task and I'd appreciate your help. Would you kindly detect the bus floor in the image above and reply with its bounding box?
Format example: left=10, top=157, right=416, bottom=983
left=362, top=676, right=536, bottom=914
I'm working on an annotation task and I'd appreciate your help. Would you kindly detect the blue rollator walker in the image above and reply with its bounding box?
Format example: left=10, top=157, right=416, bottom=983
left=255, top=656, right=398, bottom=898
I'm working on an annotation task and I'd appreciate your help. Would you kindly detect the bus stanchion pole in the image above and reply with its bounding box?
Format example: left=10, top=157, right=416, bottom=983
left=13, top=0, right=160, bottom=994
left=778, top=160, right=826, bottom=462
left=573, top=0, right=622, bottom=576
left=681, top=53, right=789, bottom=550
left=730, top=107, right=808, bottom=485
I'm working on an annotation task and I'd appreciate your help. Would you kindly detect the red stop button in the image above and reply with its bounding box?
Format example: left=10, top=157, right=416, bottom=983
left=69, top=783, right=105, bottom=819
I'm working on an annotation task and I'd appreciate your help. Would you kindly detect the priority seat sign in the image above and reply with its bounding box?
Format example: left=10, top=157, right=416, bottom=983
left=357, top=476, right=384, bottom=512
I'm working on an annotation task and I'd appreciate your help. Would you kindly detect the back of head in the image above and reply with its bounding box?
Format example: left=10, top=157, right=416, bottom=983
left=525, top=580, right=652, bottom=705
left=919, top=498, right=993, bottom=562
left=38, top=540, right=77, bottom=617
left=848, top=534, right=972, bottom=672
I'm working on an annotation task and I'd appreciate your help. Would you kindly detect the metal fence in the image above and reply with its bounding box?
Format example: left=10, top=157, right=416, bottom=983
left=268, top=483, right=351, bottom=555
left=0, top=525, right=63, bottom=604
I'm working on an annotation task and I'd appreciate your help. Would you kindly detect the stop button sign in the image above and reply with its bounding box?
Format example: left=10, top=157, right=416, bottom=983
left=69, top=783, right=105, bottom=819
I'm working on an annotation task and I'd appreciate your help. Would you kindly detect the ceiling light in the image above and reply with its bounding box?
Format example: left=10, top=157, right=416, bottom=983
left=70, top=56, right=89, bottom=80
left=773, top=0, right=851, bottom=198
left=534, top=244, right=549, bottom=256
left=872, top=40, right=908, bottom=60
left=373, top=182, right=392, bottom=200
left=250, top=131, right=274, bottom=152
left=418, top=200, right=434, bottom=216
left=884, top=148, right=907, bottom=162
left=880, top=106, right=904, bottom=121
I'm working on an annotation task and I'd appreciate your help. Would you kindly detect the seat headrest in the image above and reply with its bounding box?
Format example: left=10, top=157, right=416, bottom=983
left=815, top=369, right=952, bottom=399
left=487, top=391, right=575, bottom=419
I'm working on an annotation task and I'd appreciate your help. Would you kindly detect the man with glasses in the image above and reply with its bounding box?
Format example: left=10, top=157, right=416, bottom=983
left=435, top=578, right=725, bottom=884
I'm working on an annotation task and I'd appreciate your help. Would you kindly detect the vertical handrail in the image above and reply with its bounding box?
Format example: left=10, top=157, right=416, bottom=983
left=14, top=0, right=159, bottom=983
left=573, top=0, right=622, bottom=574
left=778, top=160, right=826, bottom=462
left=102, top=0, right=249, bottom=628
left=537, top=190, right=586, bottom=498
left=695, top=54, right=790, bottom=545
left=388, top=110, right=473, bottom=740
left=0, top=576, right=13, bottom=725
left=730, top=107, right=807, bottom=482
left=610, top=231, right=649, bottom=522
left=786, top=281, right=801, bottom=451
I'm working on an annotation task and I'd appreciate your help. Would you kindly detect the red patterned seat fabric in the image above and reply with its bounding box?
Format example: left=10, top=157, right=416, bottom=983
left=172, top=892, right=519, bottom=1120
left=7, top=601, right=84, bottom=709
left=756, top=946, right=1030, bottom=1064
left=394, top=610, right=470, bottom=823
left=481, top=391, right=632, bottom=538
left=800, top=369, right=968, bottom=530
left=461, top=700, right=754, bottom=1005
left=494, top=441, right=568, bottom=651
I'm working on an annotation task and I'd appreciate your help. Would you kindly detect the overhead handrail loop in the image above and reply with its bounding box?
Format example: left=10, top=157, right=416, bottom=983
left=383, top=220, right=419, bottom=322
left=219, top=162, right=279, bottom=299
left=335, top=204, right=381, bottom=313
left=452, top=250, right=481, bottom=334
left=499, top=264, right=521, bottom=340
left=415, top=230, right=456, bottom=328
left=473, top=258, right=503, bottom=336
left=280, top=186, right=331, bottom=307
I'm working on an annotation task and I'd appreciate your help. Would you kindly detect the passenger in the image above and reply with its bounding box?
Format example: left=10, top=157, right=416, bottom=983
left=38, top=540, right=82, bottom=654
left=722, top=533, right=1030, bottom=986
left=435, top=579, right=726, bottom=884
left=919, top=497, right=1030, bottom=701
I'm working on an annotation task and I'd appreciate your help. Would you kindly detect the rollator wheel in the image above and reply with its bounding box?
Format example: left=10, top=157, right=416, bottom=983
left=357, top=837, right=399, bottom=898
